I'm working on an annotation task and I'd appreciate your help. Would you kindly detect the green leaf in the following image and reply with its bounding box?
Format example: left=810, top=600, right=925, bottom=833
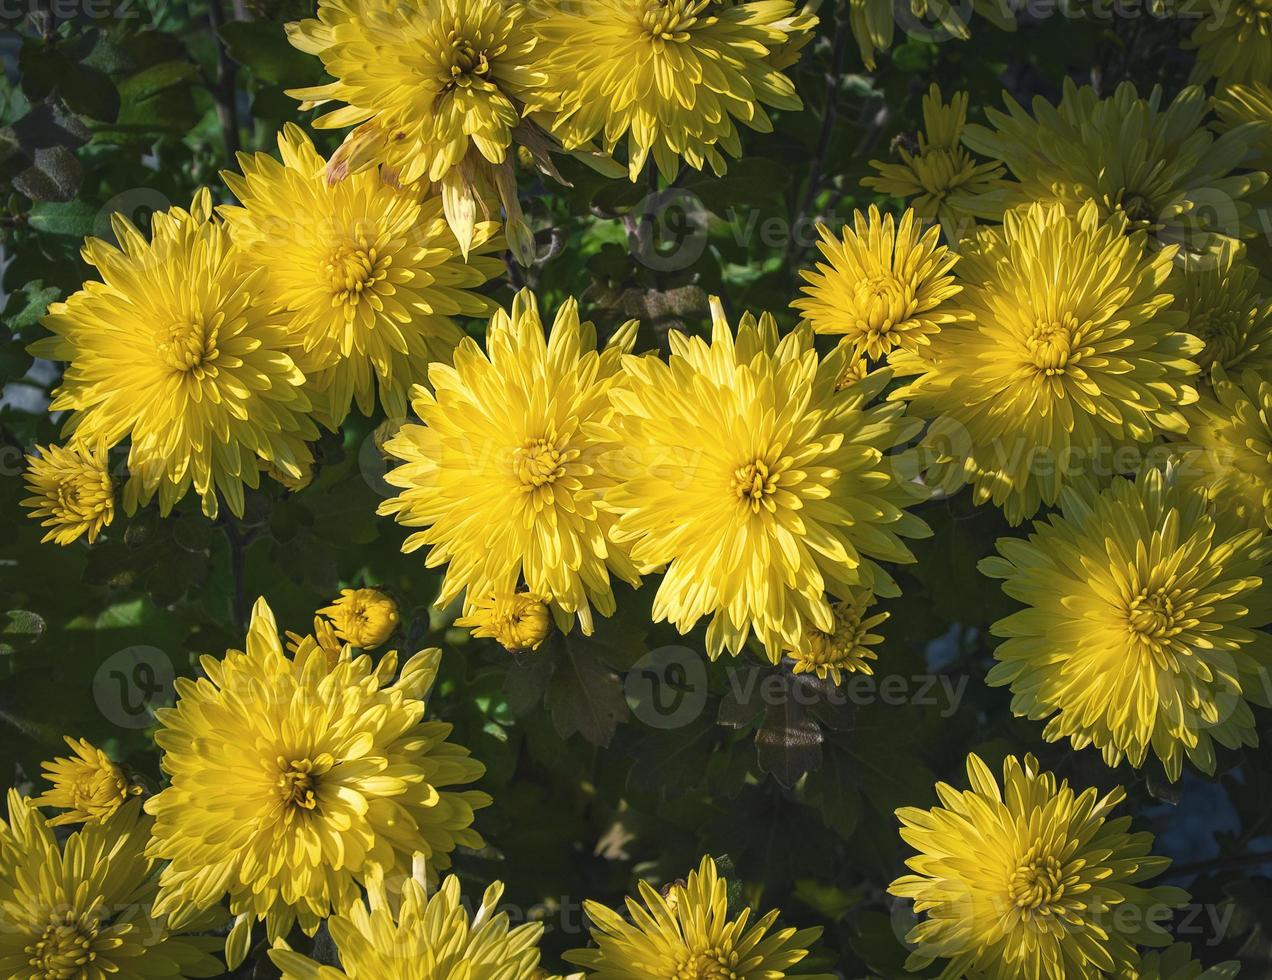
left=1, top=610, right=46, bottom=656
left=542, top=633, right=630, bottom=746
left=219, top=21, right=323, bottom=86
left=27, top=199, right=96, bottom=237
left=117, top=61, right=200, bottom=103
left=13, top=145, right=81, bottom=202
left=3, top=279, right=60, bottom=333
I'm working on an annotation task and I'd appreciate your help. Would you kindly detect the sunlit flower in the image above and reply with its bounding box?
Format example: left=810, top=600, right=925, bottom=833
left=34, top=736, right=142, bottom=826
left=0, top=791, right=223, bottom=979
left=271, top=869, right=549, bottom=979
left=1213, top=81, right=1272, bottom=165
left=531, top=0, right=809, bottom=181
left=864, top=84, right=1006, bottom=237
left=786, top=589, right=886, bottom=683
left=1178, top=368, right=1272, bottom=533
left=602, top=300, right=929, bottom=660
left=145, top=598, right=489, bottom=967
left=566, top=855, right=833, bottom=978
left=284, top=615, right=344, bottom=666
left=1188, top=1, right=1272, bottom=90
left=1170, top=243, right=1272, bottom=377
left=980, top=466, right=1272, bottom=780
left=792, top=205, right=961, bottom=360
left=21, top=442, right=114, bottom=545
left=320, top=587, right=400, bottom=649
left=896, top=201, right=1201, bottom=525
left=962, top=80, right=1266, bottom=266
left=379, top=289, right=641, bottom=635
left=891, top=753, right=1189, bottom=979
left=222, top=125, right=502, bottom=428
left=456, top=591, right=553, bottom=652
left=288, top=0, right=551, bottom=260
left=29, top=190, right=316, bottom=520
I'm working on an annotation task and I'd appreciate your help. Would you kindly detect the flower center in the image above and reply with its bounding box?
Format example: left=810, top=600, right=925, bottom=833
left=25, top=911, right=100, bottom=979
left=1009, top=851, right=1065, bottom=912
left=278, top=759, right=320, bottom=811
left=641, top=0, right=704, bottom=40
left=327, top=243, right=387, bottom=307
left=513, top=437, right=569, bottom=490
left=1026, top=317, right=1076, bottom=375
left=1126, top=588, right=1181, bottom=642
left=672, top=946, right=742, bottom=980
left=158, top=316, right=219, bottom=375
left=852, top=274, right=914, bottom=336
left=448, top=36, right=491, bottom=83
left=732, top=458, right=778, bottom=512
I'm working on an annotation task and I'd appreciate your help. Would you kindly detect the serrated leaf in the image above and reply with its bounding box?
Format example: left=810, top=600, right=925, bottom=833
left=544, top=633, right=630, bottom=746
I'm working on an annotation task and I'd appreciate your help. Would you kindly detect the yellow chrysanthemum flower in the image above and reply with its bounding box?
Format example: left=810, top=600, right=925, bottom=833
left=530, top=0, right=809, bottom=181
left=896, top=201, right=1202, bottom=525
left=29, top=190, right=316, bottom=520
left=34, top=736, right=143, bottom=826
left=284, top=615, right=344, bottom=665
left=792, top=205, right=961, bottom=360
left=1171, top=244, right=1272, bottom=376
left=890, top=753, right=1189, bottom=980
left=21, top=442, right=114, bottom=546
left=379, top=289, right=641, bottom=635
left=221, top=125, right=503, bottom=428
left=980, top=467, right=1272, bottom=780
left=319, top=587, right=400, bottom=649
left=602, top=300, right=929, bottom=660
left=786, top=589, right=886, bottom=683
left=270, top=868, right=549, bottom=979
left=0, top=791, right=223, bottom=979
left=863, top=84, right=1006, bottom=238
left=566, top=855, right=833, bottom=978
left=1188, top=0, right=1272, bottom=90
left=1178, top=368, right=1272, bottom=533
left=287, top=0, right=546, bottom=260
left=144, top=598, right=490, bottom=968
left=962, top=80, right=1267, bottom=266
left=456, top=591, right=553, bottom=652
left=1214, top=82, right=1272, bottom=165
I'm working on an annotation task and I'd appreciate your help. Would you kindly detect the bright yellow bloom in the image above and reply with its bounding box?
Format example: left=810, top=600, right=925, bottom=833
left=531, top=0, right=808, bottom=182
left=1170, top=243, right=1272, bottom=376
left=34, top=736, right=142, bottom=826
left=792, top=205, right=961, bottom=360
left=379, top=289, right=641, bottom=635
left=980, top=467, right=1272, bottom=780
left=284, top=615, right=344, bottom=665
left=144, top=598, right=489, bottom=967
left=288, top=0, right=545, bottom=259
left=319, top=587, right=400, bottom=649
left=456, top=591, right=553, bottom=652
left=1188, top=0, right=1272, bottom=90
left=221, top=125, right=502, bottom=428
left=890, top=754, right=1189, bottom=980
left=0, top=791, right=223, bottom=979
left=1179, top=368, right=1272, bottom=532
left=962, top=80, right=1267, bottom=266
left=1214, top=82, right=1272, bottom=165
left=786, top=589, right=886, bottom=683
left=602, top=300, right=929, bottom=660
left=896, top=201, right=1201, bottom=525
left=270, top=869, right=549, bottom=979
left=863, top=84, right=1005, bottom=238
left=566, top=855, right=833, bottom=979
left=29, top=190, right=316, bottom=520
left=21, top=442, right=114, bottom=546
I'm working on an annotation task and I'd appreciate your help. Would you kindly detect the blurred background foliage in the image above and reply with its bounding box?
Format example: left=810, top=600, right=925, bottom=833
left=1, top=0, right=1270, bottom=976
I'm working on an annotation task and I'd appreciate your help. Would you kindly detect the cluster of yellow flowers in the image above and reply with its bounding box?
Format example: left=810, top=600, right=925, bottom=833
left=3, top=600, right=834, bottom=976
left=15, top=0, right=1272, bottom=977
